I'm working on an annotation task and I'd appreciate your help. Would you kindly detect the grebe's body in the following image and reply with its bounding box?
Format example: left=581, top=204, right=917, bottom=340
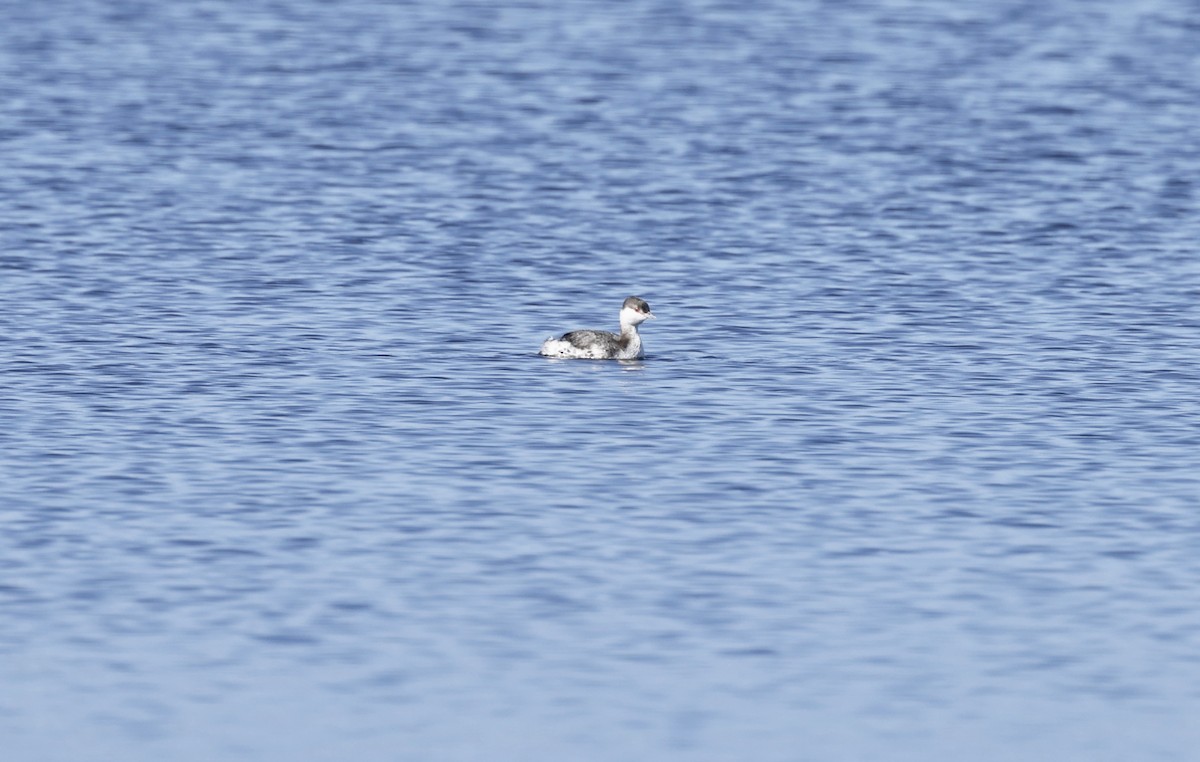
left=539, top=296, right=656, bottom=360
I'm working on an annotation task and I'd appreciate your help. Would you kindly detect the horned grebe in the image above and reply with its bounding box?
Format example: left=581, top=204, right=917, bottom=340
left=539, top=296, right=656, bottom=360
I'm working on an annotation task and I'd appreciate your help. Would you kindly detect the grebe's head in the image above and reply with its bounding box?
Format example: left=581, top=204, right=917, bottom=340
left=621, top=296, right=655, bottom=325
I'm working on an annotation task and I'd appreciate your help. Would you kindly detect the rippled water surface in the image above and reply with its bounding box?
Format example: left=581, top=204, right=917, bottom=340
left=4, top=1, right=1200, bottom=760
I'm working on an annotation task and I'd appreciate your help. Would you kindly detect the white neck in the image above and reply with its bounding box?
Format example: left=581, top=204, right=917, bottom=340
left=619, top=307, right=645, bottom=332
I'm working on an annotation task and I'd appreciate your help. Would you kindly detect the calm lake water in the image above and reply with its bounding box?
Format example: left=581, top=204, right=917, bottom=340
left=3, top=0, right=1200, bottom=760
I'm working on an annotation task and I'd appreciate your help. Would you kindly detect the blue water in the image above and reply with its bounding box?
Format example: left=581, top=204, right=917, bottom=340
left=4, top=1, right=1200, bottom=760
